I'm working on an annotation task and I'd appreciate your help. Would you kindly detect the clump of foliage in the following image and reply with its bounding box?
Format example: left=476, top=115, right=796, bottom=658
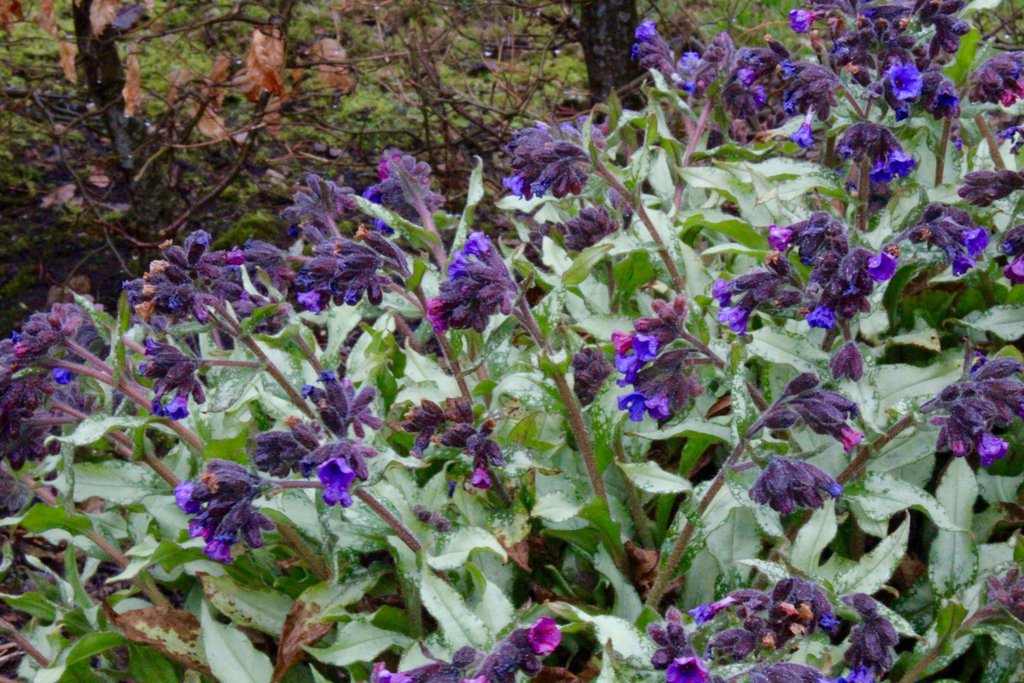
left=4, top=1, right=1024, bottom=682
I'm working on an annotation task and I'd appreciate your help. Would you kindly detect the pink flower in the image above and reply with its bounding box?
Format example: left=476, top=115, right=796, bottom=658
left=611, top=331, right=634, bottom=356
left=528, top=617, right=561, bottom=655
left=839, top=425, right=864, bottom=452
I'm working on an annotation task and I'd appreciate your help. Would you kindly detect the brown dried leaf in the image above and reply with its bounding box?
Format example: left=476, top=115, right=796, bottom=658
left=88, top=167, right=111, bottom=188
left=534, top=668, right=581, bottom=683
left=311, top=37, right=354, bottom=92
left=58, top=40, right=78, bottom=84
left=195, top=105, right=230, bottom=142
left=0, top=0, right=23, bottom=33
left=625, top=540, right=658, bottom=596
left=104, top=604, right=212, bottom=676
left=704, top=393, right=732, bottom=419
left=499, top=535, right=530, bottom=571
left=205, top=53, right=231, bottom=108
left=262, top=97, right=282, bottom=138
left=243, top=26, right=287, bottom=102
left=89, top=0, right=119, bottom=36
left=122, top=45, right=141, bottom=118
left=39, top=183, right=76, bottom=208
left=166, top=68, right=191, bottom=104
left=272, top=587, right=336, bottom=682
left=35, top=0, right=56, bottom=35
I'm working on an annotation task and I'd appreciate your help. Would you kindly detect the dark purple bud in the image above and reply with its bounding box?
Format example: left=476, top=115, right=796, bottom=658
left=988, top=567, right=1024, bottom=623
left=842, top=593, right=898, bottom=676
left=749, top=663, right=828, bottom=683
left=958, top=170, right=1024, bottom=206
left=572, top=347, right=612, bottom=406
left=560, top=206, right=619, bottom=252
left=967, top=52, right=1024, bottom=105
left=830, top=342, right=863, bottom=381
left=749, top=458, right=843, bottom=515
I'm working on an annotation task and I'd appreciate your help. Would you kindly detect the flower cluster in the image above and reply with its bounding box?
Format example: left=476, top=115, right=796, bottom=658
left=837, top=124, right=915, bottom=185
left=957, top=169, right=1024, bottom=207
left=988, top=567, right=1024, bottom=623
left=173, top=460, right=274, bottom=562
left=502, top=120, right=604, bottom=200
left=891, top=203, right=988, bottom=276
left=401, top=397, right=504, bottom=489
left=749, top=457, right=843, bottom=515
left=842, top=594, right=898, bottom=677
left=613, top=297, right=704, bottom=422
left=558, top=206, right=619, bottom=253
left=967, top=52, right=1024, bottom=105
left=138, top=339, right=204, bottom=420
left=371, top=618, right=561, bottom=683
left=293, top=224, right=411, bottom=312
left=762, top=372, right=864, bottom=452
left=426, top=232, right=517, bottom=334
left=280, top=173, right=358, bottom=236
left=712, top=252, right=801, bottom=336
left=920, top=355, right=1024, bottom=466
left=363, top=149, right=446, bottom=234
left=124, top=230, right=286, bottom=332
left=1000, top=224, right=1024, bottom=285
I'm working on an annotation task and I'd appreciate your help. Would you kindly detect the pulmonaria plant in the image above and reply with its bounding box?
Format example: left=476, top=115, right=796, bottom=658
left=401, top=397, right=504, bottom=489
left=920, top=355, right=1024, bottom=466
left=426, top=232, right=517, bottom=333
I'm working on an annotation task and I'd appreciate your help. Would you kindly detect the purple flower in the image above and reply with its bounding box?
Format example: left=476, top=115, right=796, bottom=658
left=711, top=279, right=732, bottom=306
left=1006, top=256, right=1024, bottom=284
left=635, top=19, right=657, bottom=42
left=839, top=425, right=864, bottom=452
left=666, top=656, right=709, bottom=683
left=768, top=225, right=794, bottom=251
left=790, top=120, right=814, bottom=148
left=869, top=149, right=916, bottom=184
left=887, top=63, right=923, bottom=101
left=614, top=353, right=643, bottom=386
left=961, top=227, right=990, bottom=257
left=154, top=394, right=190, bottom=420
left=528, top=617, right=561, bottom=655
left=296, top=290, right=324, bottom=313
left=718, top=306, right=750, bottom=334
left=174, top=481, right=200, bottom=514
left=806, top=305, right=835, bottom=329
left=645, top=394, right=671, bottom=420
left=317, top=457, right=357, bottom=506
left=51, top=368, right=72, bottom=385
left=866, top=252, right=897, bottom=281
left=750, top=458, right=844, bottom=515
left=372, top=663, right=413, bottom=683
left=751, top=85, right=767, bottom=107
left=618, top=392, right=648, bottom=422
left=470, top=465, right=492, bottom=489
left=633, top=334, right=660, bottom=362
left=788, top=9, right=816, bottom=33
left=688, top=597, right=735, bottom=625
left=978, top=433, right=1009, bottom=466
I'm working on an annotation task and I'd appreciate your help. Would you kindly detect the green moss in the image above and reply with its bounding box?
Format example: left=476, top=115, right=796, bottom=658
left=214, top=210, right=282, bottom=249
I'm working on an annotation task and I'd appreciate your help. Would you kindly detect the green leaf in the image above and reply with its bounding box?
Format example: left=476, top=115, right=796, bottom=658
left=419, top=569, right=490, bottom=649
left=746, top=327, right=828, bottom=374
left=929, top=458, right=979, bottom=596
left=57, top=415, right=148, bottom=447
left=959, top=305, right=1024, bottom=340
left=563, top=243, right=613, bottom=286
left=200, top=574, right=294, bottom=636
left=846, top=472, right=962, bottom=532
left=353, top=195, right=440, bottom=246
left=201, top=601, right=274, bottom=683
left=63, top=461, right=166, bottom=505
left=35, top=632, right=127, bottom=683
left=790, top=499, right=837, bottom=573
left=305, top=619, right=412, bottom=667
left=547, top=602, right=652, bottom=662
left=832, top=516, right=909, bottom=594
left=467, top=565, right=516, bottom=636
left=427, top=527, right=508, bottom=570
left=455, top=157, right=484, bottom=248
left=617, top=461, right=692, bottom=495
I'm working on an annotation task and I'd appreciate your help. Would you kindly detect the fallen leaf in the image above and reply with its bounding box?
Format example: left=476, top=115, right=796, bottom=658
left=625, top=540, right=658, bottom=596
left=195, top=105, right=230, bottom=142
left=88, top=168, right=111, bottom=188
left=58, top=40, right=78, bottom=84
left=272, top=586, right=337, bottom=682
left=40, top=183, right=76, bottom=208
left=242, top=25, right=287, bottom=102
left=166, top=68, right=191, bottom=103
left=89, top=0, right=120, bottom=35
left=122, top=45, right=141, bottom=117
left=0, top=0, right=23, bottom=33
left=262, top=97, right=282, bottom=138
left=499, top=535, right=531, bottom=571
left=310, top=37, right=354, bottom=92
left=35, top=0, right=56, bottom=35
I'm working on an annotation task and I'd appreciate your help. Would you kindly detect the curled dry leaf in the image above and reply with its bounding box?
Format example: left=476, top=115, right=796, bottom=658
left=0, top=0, right=23, bottom=33
left=58, top=40, right=78, bottom=84
left=35, top=0, right=56, bottom=36
left=39, top=183, right=76, bottom=209
left=89, top=0, right=120, bottom=36
left=243, top=25, right=287, bottom=102
left=166, top=68, right=192, bottom=104
left=263, top=97, right=283, bottom=138
left=195, top=105, right=231, bottom=142
left=272, top=585, right=337, bottom=682
left=122, top=45, right=142, bottom=118
left=311, top=37, right=354, bottom=92
left=206, top=53, right=232, bottom=109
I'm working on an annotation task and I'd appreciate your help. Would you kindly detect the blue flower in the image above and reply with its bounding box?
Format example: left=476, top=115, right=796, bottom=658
left=952, top=252, right=975, bottom=276
left=634, top=19, right=657, bottom=42
left=633, top=334, right=660, bottom=362
left=978, top=433, right=1009, bottom=466
left=819, top=611, right=840, bottom=633
left=447, top=252, right=471, bottom=280
left=780, top=60, right=798, bottom=79
left=153, top=394, right=189, bottom=420
left=296, top=290, right=324, bottom=313
left=768, top=224, right=794, bottom=251
left=961, top=227, right=990, bottom=257
left=614, top=353, right=643, bottom=386
left=502, top=174, right=527, bottom=197
left=318, top=457, right=357, bottom=506
left=645, top=394, right=671, bottom=420
left=887, top=63, right=923, bottom=101
left=866, top=252, right=897, bottom=281
left=51, top=368, right=72, bottom=385
left=806, top=305, right=835, bottom=329
left=789, top=9, right=816, bottom=33
left=174, top=481, right=200, bottom=514
left=711, top=279, right=733, bottom=306
left=618, top=392, right=648, bottom=422
left=462, top=231, right=492, bottom=257
left=752, top=85, right=767, bottom=107
left=791, top=121, right=814, bottom=148
left=688, top=596, right=736, bottom=625
left=717, top=306, right=750, bottom=335
left=869, top=149, right=916, bottom=183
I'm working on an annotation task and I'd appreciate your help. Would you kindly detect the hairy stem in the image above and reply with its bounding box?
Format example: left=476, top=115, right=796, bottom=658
left=355, top=488, right=423, bottom=552
left=837, top=414, right=915, bottom=484
left=613, top=430, right=655, bottom=548
left=0, top=617, right=50, bottom=667
left=273, top=518, right=331, bottom=580
left=514, top=298, right=608, bottom=504
left=975, top=114, right=1005, bottom=170
left=935, top=118, right=952, bottom=186
left=857, top=158, right=870, bottom=232
left=592, top=159, right=686, bottom=293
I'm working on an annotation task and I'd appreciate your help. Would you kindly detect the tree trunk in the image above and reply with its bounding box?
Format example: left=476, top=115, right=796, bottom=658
left=578, top=0, right=640, bottom=103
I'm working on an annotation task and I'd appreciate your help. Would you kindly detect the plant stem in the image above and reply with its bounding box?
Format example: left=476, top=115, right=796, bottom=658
left=591, top=159, right=686, bottom=293
left=678, top=331, right=769, bottom=412
left=613, top=430, right=655, bottom=548
left=935, top=118, right=952, bottom=186
left=0, top=617, right=50, bottom=667
left=644, top=433, right=752, bottom=609
left=857, top=158, right=870, bottom=232
left=199, top=359, right=262, bottom=368
left=291, top=330, right=325, bottom=375
left=355, top=488, right=422, bottom=552
left=837, top=414, right=915, bottom=484
left=273, top=517, right=331, bottom=580
left=975, top=114, right=1005, bottom=170
left=513, top=298, right=608, bottom=503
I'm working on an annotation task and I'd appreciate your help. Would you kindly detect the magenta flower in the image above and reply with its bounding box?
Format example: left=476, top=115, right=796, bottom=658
left=768, top=225, right=794, bottom=251
left=528, top=617, right=561, bottom=655
left=839, top=425, right=864, bottom=452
